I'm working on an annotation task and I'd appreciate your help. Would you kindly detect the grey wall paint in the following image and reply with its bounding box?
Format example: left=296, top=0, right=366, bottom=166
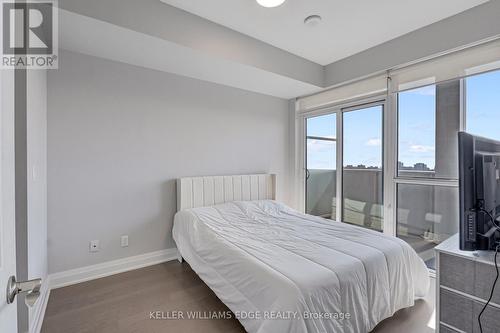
left=324, top=0, right=500, bottom=87
left=27, top=70, right=48, bottom=328
left=59, top=0, right=324, bottom=87
left=47, top=51, right=291, bottom=273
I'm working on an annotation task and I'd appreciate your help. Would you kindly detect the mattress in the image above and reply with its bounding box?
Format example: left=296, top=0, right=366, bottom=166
left=172, top=200, right=430, bottom=333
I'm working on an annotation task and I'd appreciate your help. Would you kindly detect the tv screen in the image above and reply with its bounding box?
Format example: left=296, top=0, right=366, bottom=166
left=459, top=132, right=500, bottom=251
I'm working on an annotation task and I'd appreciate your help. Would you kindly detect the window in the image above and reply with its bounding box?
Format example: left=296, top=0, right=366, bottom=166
left=398, top=81, right=460, bottom=179
left=304, top=103, right=385, bottom=227
left=466, top=69, right=500, bottom=140
left=343, top=105, right=383, bottom=231
left=396, top=184, right=459, bottom=269
left=306, top=113, right=337, bottom=218
left=396, top=80, right=460, bottom=269
left=299, top=42, right=500, bottom=273
left=398, top=85, right=436, bottom=176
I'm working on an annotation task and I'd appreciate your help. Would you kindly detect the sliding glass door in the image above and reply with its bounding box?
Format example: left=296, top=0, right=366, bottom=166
left=305, top=113, right=337, bottom=219
left=342, top=104, right=384, bottom=231
left=304, top=101, right=385, bottom=230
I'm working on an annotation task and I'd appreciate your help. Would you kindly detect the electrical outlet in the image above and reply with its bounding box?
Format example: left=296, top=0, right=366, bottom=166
left=121, top=235, right=129, bottom=247
left=89, top=240, right=100, bottom=252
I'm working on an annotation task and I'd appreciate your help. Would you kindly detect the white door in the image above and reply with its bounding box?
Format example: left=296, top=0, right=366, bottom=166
left=0, top=69, right=18, bottom=332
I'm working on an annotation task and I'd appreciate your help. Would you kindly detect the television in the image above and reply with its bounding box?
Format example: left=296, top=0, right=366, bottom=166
left=459, top=132, right=500, bottom=251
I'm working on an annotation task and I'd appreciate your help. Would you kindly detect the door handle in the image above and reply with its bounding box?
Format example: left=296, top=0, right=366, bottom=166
left=6, top=275, right=42, bottom=307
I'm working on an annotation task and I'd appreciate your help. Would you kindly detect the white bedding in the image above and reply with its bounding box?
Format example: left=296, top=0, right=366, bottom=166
left=173, top=200, right=430, bottom=333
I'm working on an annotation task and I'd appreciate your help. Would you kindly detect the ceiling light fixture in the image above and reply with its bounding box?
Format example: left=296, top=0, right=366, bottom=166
left=304, top=15, right=322, bottom=27
left=256, top=0, right=286, bottom=8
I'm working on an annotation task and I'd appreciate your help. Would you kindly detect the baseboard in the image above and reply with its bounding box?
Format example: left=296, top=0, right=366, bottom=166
left=29, top=276, right=51, bottom=333
left=49, top=248, right=178, bottom=289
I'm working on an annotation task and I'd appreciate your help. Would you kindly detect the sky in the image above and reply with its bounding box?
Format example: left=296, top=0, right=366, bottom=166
left=343, top=105, right=383, bottom=168
left=306, top=113, right=336, bottom=169
left=306, top=69, right=500, bottom=170
left=466, top=70, right=500, bottom=141
left=307, top=106, right=383, bottom=169
left=398, top=85, right=436, bottom=169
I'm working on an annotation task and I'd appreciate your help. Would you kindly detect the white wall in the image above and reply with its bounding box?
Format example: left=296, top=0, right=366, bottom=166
left=47, top=51, right=292, bottom=274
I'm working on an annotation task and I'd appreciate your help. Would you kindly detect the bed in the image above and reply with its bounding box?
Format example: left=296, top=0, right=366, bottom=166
left=173, top=174, right=430, bottom=333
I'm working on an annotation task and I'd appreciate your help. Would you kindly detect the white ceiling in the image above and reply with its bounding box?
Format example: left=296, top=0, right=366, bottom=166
left=160, top=0, right=489, bottom=66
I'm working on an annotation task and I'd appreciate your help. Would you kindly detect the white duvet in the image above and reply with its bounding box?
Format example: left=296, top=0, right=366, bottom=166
left=173, top=200, right=429, bottom=333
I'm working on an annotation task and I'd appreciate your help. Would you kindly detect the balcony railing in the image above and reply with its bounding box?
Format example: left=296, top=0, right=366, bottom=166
left=306, top=168, right=458, bottom=269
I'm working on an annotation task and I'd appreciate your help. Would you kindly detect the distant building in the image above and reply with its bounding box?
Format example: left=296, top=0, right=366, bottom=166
left=413, top=163, right=430, bottom=171
left=344, top=164, right=382, bottom=170
left=398, top=161, right=432, bottom=171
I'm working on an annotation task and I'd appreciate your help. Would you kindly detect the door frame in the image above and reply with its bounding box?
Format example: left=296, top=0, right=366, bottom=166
left=296, top=94, right=392, bottom=234
left=0, top=68, right=19, bottom=333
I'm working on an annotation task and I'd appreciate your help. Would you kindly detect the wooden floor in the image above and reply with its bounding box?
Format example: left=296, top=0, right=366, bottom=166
left=42, top=261, right=435, bottom=333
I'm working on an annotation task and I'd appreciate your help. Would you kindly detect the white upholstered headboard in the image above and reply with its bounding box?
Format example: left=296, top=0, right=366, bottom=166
left=176, top=174, right=276, bottom=211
